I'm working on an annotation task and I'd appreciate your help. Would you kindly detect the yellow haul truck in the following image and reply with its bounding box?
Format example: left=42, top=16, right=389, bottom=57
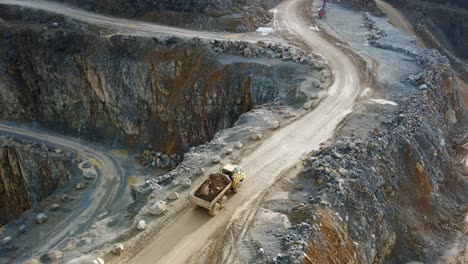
left=189, top=164, right=246, bottom=216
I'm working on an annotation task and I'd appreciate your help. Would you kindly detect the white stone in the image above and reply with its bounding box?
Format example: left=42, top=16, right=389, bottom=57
left=149, top=200, right=167, bottom=215
left=182, top=178, right=192, bottom=188
left=268, top=120, right=280, bottom=130
left=168, top=191, right=179, bottom=200
left=194, top=167, right=205, bottom=175
left=75, top=182, right=85, bottom=190
left=211, top=156, right=221, bottom=163
left=35, top=213, right=48, bottom=224
left=250, top=133, right=263, bottom=141
left=92, top=258, right=105, bottom=264
left=2, top=236, right=12, bottom=245
left=225, top=147, right=234, bottom=155
left=136, top=220, right=146, bottom=231
left=50, top=203, right=60, bottom=211
left=54, top=148, right=63, bottom=154
left=258, top=248, right=264, bottom=255
left=234, top=142, right=243, bottom=149
left=111, top=243, right=124, bottom=255
left=419, top=84, right=428, bottom=90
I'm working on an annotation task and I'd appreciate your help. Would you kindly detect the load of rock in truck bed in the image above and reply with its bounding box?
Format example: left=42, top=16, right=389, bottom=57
left=195, top=173, right=231, bottom=202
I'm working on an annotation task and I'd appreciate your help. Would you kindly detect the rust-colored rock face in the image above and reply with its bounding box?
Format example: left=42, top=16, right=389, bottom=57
left=0, top=146, right=31, bottom=225
left=0, top=140, right=77, bottom=226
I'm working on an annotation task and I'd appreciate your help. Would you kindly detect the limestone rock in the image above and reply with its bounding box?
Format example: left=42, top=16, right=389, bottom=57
left=111, top=243, right=124, bottom=255
left=149, top=200, right=167, bottom=215
left=136, top=220, right=146, bottom=231
left=2, top=236, right=12, bottom=245
left=18, top=224, right=27, bottom=233
left=211, top=156, right=221, bottom=163
left=75, top=182, right=85, bottom=190
left=35, top=213, right=48, bottom=224
left=92, top=258, right=105, bottom=264
left=234, top=142, right=243, bottom=149
left=250, top=133, right=263, bottom=141
left=225, top=147, right=234, bottom=155
left=168, top=191, right=179, bottom=200
left=50, top=203, right=60, bottom=211
left=182, top=178, right=192, bottom=188
left=194, top=167, right=205, bottom=176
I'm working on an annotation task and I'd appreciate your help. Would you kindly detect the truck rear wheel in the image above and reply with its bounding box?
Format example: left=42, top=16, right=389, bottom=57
left=209, top=202, right=221, bottom=216
left=220, top=196, right=228, bottom=208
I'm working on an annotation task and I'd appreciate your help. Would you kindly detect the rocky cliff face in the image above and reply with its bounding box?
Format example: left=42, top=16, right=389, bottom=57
left=277, top=51, right=467, bottom=263
left=0, top=7, right=323, bottom=154
left=53, top=0, right=281, bottom=32
left=0, top=137, right=77, bottom=225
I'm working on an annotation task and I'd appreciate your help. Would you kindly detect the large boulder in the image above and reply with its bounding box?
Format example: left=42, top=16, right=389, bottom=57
left=111, top=243, right=124, bottom=255
left=35, top=213, right=48, bottom=224
left=168, top=192, right=179, bottom=200
left=2, top=236, right=12, bottom=245
left=149, top=201, right=167, bottom=215
left=136, top=220, right=147, bottom=231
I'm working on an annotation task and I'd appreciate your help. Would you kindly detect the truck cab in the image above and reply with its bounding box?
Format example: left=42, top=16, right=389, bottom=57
left=221, top=163, right=245, bottom=192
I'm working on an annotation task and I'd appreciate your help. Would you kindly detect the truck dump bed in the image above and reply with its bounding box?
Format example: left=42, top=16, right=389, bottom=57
left=194, top=173, right=231, bottom=202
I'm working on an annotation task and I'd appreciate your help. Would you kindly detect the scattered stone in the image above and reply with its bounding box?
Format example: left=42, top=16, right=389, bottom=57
left=111, top=243, right=124, bottom=255
left=285, top=110, right=296, bottom=118
left=18, top=224, right=27, bottom=234
left=268, top=120, right=280, bottom=130
left=182, top=178, right=192, bottom=188
left=338, top=168, right=349, bottom=176
left=303, top=101, right=314, bottom=110
left=194, top=167, right=205, bottom=175
left=225, top=147, right=234, bottom=155
left=419, top=84, right=428, bottom=90
left=92, top=258, right=105, bottom=264
left=62, top=194, right=70, bottom=201
left=168, top=191, right=179, bottom=200
left=211, top=156, right=221, bottom=163
left=35, top=213, right=48, bottom=224
left=40, top=251, right=63, bottom=263
left=335, top=140, right=348, bottom=150
left=258, top=247, right=265, bottom=255
left=149, top=200, right=167, bottom=215
left=52, top=22, right=59, bottom=28
left=75, top=182, right=85, bottom=190
left=83, top=171, right=96, bottom=180
left=2, top=236, right=12, bottom=245
left=136, top=220, right=147, bottom=231
left=250, top=133, right=263, bottom=141
left=234, top=142, right=243, bottom=149
left=54, top=148, right=63, bottom=154
left=50, top=203, right=60, bottom=211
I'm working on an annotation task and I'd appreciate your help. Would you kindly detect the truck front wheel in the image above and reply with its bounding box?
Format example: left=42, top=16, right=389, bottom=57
left=209, top=202, right=221, bottom=216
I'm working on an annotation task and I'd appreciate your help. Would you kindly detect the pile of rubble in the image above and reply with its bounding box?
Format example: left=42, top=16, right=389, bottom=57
left=138, top=150, right=182, bottom=169
left=208, top=39, right=327, bottom=69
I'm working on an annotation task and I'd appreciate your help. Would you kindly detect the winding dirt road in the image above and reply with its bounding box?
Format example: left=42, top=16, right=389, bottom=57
left=0, top=123, right=125, bottom=262
left=131, top=0, right=363, bottom=263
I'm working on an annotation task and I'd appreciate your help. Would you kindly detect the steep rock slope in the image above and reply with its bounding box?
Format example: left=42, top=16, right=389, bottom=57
left=0, top=7, right=323, bottom=154
left=0, top=137, right=78, bottom=225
